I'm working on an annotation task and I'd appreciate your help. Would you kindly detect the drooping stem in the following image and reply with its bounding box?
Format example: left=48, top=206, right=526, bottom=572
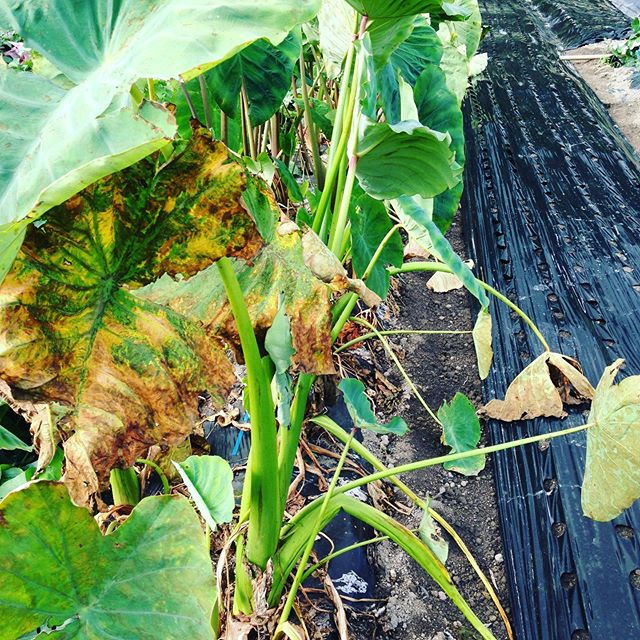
left=390, top=262, right=551, bottom=352
left=352, top=316, right=441, bottom=425
left=315, top=416, right=514, bottom=640
left=217, top=257, right=280, bottom=569
left=135, top=458, right=170, bottom=495
left=286, top=422, right=592, bottom=534
left=335, top=329, right=472, bottom=353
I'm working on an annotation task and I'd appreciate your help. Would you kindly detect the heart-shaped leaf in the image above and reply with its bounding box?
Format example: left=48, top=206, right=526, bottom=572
left=439, top=392, right=485, bottom=475
left=0, top=481, right=216, bottom=639
left=209, top=32, right=300, bottom=126
left=0, top=132, right=263, bottom=505
left=480, top=352, right=595, bottom=421
left=339, top=378, right=408, bottom=435
left=582, top=359, right=640, bottom=521
left=174, top=455, right=235, bottom=531
left=356, top=119, right=461, bottom=201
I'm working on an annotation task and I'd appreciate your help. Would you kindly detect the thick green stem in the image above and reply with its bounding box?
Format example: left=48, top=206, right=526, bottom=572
left=276, top=430, right=356, bottom=633
left=277, top=372, right=315, bottom=513
left=241, top=82, right=257, bottom=161
left=217, top=257, right=280, bottom=569
left=390, top=262, right=550, bottom=352
left=109, top=468, right=140, bottom=507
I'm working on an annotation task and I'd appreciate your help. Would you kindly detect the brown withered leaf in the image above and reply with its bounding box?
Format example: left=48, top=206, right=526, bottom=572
left=480, top=352, right=594, bottom=421
left=139, top=224, right=336, bottom=375
left=0, top=130, right=264, bottom=505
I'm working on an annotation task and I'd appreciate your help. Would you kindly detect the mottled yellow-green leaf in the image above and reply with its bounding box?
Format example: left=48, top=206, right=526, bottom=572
left=472, top=309, right=493, bottom=380
left=137, top=223, right=335, bottom=375
left=480, top=352, right=594, bottom=422
left=0, top=482, right=216, bottom=639
left=0, top=131, right=266, bottom=505
left=582, top=359, right=640, bottom=521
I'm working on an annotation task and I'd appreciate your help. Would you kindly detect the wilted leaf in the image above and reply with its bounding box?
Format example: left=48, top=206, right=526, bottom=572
left=339, top=378, right=408, bottom=435
left=0, top=132, right=265, bottom=505
left=0, top=482, right=216, bottom=639
left=582, top=359, right=640, bottom=521
left=174, top=455, right=235, bottom=531
left=138, top=225, right=336, bottom=375
left=349, top=194, right=403, bottom=298
left=419, top=504, right=449, bottom=564
left=481, top=353, right=595, bottom=421
left=439, top=392, right=485, bottom=475
left=472, top=309, right=493, bottom=380
left=301, top=229, right=381, bottom=308
left=427, top=260, right=473, bottom=292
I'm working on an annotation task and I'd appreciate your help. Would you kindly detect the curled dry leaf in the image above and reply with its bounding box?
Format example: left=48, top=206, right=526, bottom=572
left=472, top=309, right=493, bottom=380
left=301, top=229, right=381, bottom=308
left=582, top=359, right=640, bottom=521
left=427, top=260, right=475, bottom=293
left=480, top=352, right=595, bottom=421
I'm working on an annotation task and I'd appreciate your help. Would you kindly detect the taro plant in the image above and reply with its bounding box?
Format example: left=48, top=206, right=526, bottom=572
left=1, top=1, right=640, bottom=639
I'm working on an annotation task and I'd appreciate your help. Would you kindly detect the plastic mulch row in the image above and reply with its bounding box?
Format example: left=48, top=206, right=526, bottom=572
left=462, top=0, right=640, bottom=638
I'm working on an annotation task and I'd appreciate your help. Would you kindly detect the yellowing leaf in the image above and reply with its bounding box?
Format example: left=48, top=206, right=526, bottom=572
left=138, top=224, right=335, bottom=376
left=480, top=352, right=594, bottom=421
left=472, top=309, right=493, bottom=380
left=582, top=359, right=640, bottom=521
left=0, top=131, right=265, bottom=505
left=427, top=260, right=475, bottom=293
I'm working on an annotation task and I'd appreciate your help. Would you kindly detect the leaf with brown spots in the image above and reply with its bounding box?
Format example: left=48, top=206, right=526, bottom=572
left=138, top=224, right=336, bottom=375
left=480, top=352, right=594, bottom=421
left=0, top=130, right=266, bottom=505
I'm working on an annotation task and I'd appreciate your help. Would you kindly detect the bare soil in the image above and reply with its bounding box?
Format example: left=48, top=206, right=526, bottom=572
left=353, top=219, right=511, bottom=640
left=566, top=41, right=640, bottom=154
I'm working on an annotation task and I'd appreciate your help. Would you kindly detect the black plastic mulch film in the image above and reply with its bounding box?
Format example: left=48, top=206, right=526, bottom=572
left=461, top=1, right=640, bottom=638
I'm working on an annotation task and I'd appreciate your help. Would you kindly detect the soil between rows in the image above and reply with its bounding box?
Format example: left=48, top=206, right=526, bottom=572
left=346, top=218, right=511, bottom=640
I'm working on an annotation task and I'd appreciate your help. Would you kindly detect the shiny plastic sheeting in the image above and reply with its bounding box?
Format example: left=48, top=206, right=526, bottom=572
left=462, top=1, right=640, bottom=638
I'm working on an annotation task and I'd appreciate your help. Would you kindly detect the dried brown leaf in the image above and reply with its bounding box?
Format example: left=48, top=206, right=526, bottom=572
left=480, top=352, right=594, bottom=421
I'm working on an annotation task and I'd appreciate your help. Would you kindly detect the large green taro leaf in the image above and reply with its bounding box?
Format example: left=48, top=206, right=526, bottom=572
left=343, top=0, right=464, bottom=19
left=136, top=223, right=335, bottom=376
left=582, top=359, right=640, bottom=521
left=0, top=482, right=216, bottom=640
left=0, top=0, right=320, bottom=278
left=209, top=32, right=300, bottom=126
left=0, top=132, right=268, bottom=506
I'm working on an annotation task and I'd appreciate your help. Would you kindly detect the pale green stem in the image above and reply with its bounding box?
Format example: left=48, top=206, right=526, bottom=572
left=390, top=263, right=551, bottom=352
left=135, top=458, right=170, bottom=495
left=299, top=49, right=325, bottom=189
left=335, top=329, right=472, bottom=353
left=352, top=317, right=441, bottom=425
left=199, top=75, right=213, bottom=129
